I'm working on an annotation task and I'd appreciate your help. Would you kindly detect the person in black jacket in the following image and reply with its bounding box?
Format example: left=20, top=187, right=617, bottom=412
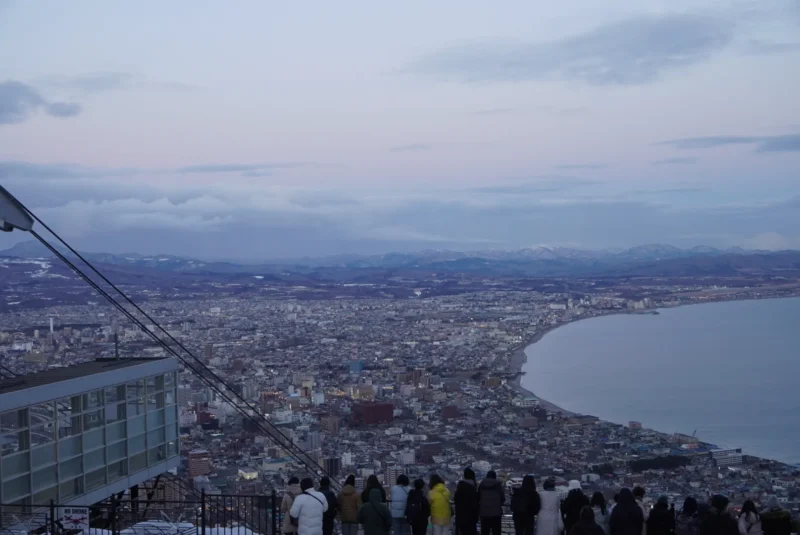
left=563, top=489, right=591, bottom=535
left=571, top=506, right=607, bottom=535
left=760, top=496, right=792, bottom=535
left=362, top=474, right=387, bottom=504
left=511, top=475, right=540, bottom=535
left=700, top=495, right=738, bottom=535
left=319, top=476, right=339, bottom=535
left=478, top=471, right=506, bottom=535
left=455, top=468, right=480, bottom=535
left=610, top=488, right=644, bottom=535
left=405, top=479, right=430, bottom=535
left=647, top=496, right=674, bottom=535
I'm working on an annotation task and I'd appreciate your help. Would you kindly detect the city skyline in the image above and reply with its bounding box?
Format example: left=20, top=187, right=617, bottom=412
left=2, top=1, right=800, bottom=259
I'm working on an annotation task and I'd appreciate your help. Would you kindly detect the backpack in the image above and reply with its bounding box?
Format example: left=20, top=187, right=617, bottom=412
left=511, top=491, right=528, bottom=515
left=406, top=492, right=430, bottom=525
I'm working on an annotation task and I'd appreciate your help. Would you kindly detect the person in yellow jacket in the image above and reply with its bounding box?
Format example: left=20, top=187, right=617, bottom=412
left=428, top=474, right=452, bottom=535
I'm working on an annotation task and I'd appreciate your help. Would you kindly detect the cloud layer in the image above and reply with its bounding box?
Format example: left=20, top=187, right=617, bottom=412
left=0, top=81, right=82, bottom=125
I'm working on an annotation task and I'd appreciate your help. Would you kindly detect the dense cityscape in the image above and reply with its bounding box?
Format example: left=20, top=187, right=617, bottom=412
left=2, top=253, right=798, bottom=524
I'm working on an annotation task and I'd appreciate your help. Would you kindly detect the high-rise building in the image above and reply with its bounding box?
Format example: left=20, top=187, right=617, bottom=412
left=323, top=457, right=342, bottom=477
left=204, top=344, right=213, bottom=363
left=188, top=449, right=212, bottom=477
left=385, top=465, right=403, bottom=486
left=320, top=415, right=340, bottom=435
left=411, top=368, right=425, bottom=387
left=351, top=402, right=394, bottom=425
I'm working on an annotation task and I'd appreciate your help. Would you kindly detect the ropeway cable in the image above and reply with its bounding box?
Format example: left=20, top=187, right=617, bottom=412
left=26, top=228, right=335, bottom=485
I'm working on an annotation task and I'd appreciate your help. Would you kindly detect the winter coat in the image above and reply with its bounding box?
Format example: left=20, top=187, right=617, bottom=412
left=338, top=485, right=362, bottom=524
left=359, top=489, right=393, bottom=535
left=646, top=504, right=674, bottom=535
left=289, top=489, right=329, bottom=535
left=282, top=484, right=303, bottom=534
left=571, top=519, right=607, bottom=535
left=594, top=507, right=610, bottom=535
left=320, top=487, right=338, bottom=520
left=455, top=479, right=479, bottom=528
left=405, top=488, right=431, bottom=529
left=391, top=485, right=411, bottom=519
left=537, top=490, right=565, bottom=535
left=700, top=509, right=739, bottom=535
left=511, top=486, right=541, bottom=522
left=428, top=483, right=452, bottom=526
left=738, top=513, right=762, bottom=535
left=675, top=514, right=700, bottom=535
left=637, top=500, right=650, bottom=535
left=760, top=508, right=791, bottom=535
left=477, top=478, right=505, bottom=519
left=609, top=491, right=644, bottom=535
left=563, top=490, right=591, bottom=535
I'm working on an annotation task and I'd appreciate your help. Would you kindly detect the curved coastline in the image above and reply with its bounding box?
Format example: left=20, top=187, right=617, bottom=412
left=510, top=297, right=800, bottom=466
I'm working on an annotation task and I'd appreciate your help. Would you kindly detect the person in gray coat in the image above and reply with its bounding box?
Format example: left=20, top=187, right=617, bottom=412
left=478, top=471, right=506, bottom=535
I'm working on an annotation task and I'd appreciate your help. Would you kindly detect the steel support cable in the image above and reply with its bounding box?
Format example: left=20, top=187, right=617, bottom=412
left=26, top=228, right=332, bottom=484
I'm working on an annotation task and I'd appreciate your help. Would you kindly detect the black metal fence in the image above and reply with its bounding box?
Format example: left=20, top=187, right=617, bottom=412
left=0, top=491, right=283, bottom=535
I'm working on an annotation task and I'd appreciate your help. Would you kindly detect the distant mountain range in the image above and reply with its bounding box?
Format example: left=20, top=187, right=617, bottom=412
left=2, top=240, right=799, bottom=278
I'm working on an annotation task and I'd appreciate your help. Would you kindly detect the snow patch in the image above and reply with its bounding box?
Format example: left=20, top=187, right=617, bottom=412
left=253, top=275, right=264, bottom=279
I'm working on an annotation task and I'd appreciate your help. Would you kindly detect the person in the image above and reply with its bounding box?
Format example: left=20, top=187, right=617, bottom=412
left=609, top=488, right=644, bottom=535
left=675, top=497, right=700, bottom=535
left=282, top=477, right=303, bottom=535
left=609, top=494, right=620, bottom=518
left=646, top=496, right=674, bottom=535
left=633, top=487, right=649, bottom=535
left=428, top=474, right=452, bottom=535
left=454, top=468, right=480, bottom=535
left=570, top=506, right=607, bottom=535
left=477, top=471, right=505, bottom=535
left=700, top=495, right=738, bottom=535
left=591, top=492, right=609, bottom=535
left=319, top=477, right=339, bottom=535
left=359, top=488, right=393, bottom=535
left=759, top=496, right=791, bottom=535
left=391, top=474, right=412, bottom=535
left=338, top=475, right=362, bottom=535
left=563, top=485, right=590, bottom=535
left=363, top=474, right=388, bottom=504
left=510, top=475, right=540, bottom=535
left=406, top=478, right=431, bottom=535
left=290, top=478, right=329, bottom=535
left=738, top=500, right=762, bottom=535
left=536, top=478, right=564, bottom=535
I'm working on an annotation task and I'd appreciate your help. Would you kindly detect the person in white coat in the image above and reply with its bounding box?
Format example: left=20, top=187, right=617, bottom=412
left=536, top=478, right=564, bottom=535
left=290, top=478, right=329, bottom=535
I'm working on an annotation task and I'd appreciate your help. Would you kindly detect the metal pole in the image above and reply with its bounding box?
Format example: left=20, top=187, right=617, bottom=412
left=201, top=489, right=207, bottom=535
left=49, top=499, right=56, bottom=535
left=271, top=489, right=278, bottom=535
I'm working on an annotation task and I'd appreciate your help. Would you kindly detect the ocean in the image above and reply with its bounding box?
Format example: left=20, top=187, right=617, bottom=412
left=521, top=297, right=800, bottom=465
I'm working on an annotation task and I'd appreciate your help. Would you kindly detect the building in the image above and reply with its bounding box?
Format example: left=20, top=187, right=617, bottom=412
left=385, top=465, right=403, bottom=486
left=188, top=449, right=212, bottom=477
left=204, top=344, right=213, bottom=363
left=711, top=448, right=743, bottom=467
left=320, top=415, right=340, bottom=435
left=323, top=457, right=342, bottom=478
left=417, top=442, right=443, bottom=463
left=0, top=358, right=180, bottom=507
left=629, top=421, right=643, bottom=430
left=351, top=402, right=394, bottom=425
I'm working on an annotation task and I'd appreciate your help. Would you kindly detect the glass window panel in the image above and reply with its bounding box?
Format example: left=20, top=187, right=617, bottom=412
left=147, top=375, right=165, bottom=392
left=128, top=397, right=145, bottom=416
left=84, top=428, right=104, bottom=451
left=105, top=402, right=126, bottom=424
left=128, top=415, right=145, bottom=436
left=59, top=477, right=83, bottom=501
left=165, top=406, right=177, bottom=425
left=167, top=440, right=178, bottom=457
left=31, top=444, right=56, bottom=468
left=58, top=436, right=81, bottom=459
left=1, top=451, right=30, bottom=477
left=29, top=403, right=54, bottom=425
left=165, top=388, right=176, bottom=406
left=105, top=385, right=125, bottom=404
left=30, top=424, right=55, bottom=447
left=32, top=466, right=58, bottom=491
left=147, top=427, right=165, bottom=446
left=33, top=485, right=58, bottom=505
left=129, top=452, right=147, bottom=474
left=83, top=409, right=104, bottom=431
left=127, top=380, right=144, bottom=400
left=59, top=456, right=82, bottom=479
left=3, top=474, right=30, bottom=501
left=57, top=414, right=81, bottom=438
left=1, top=409, right=28, bottom=433
left=146, top=393, right=164, bottom=411
left=85, top=467, right=106, bottom=491
left=166, top=424, right=177, bottom=441
left=108, top=460, right=127, bottom=482
left=148, top=444, right=166, bottom=466
left=82, top=390, right=103, bottom=411
left=107, top=440, right=127, bottom=462
left=147, top=410, right=165, bottom=429
left=129, top=434, right=146, bottom=454
left=164, top=372, right=176, bottom=387
left=1, top=431, right=29, bottom=455
left=85, top=448, right=105, bottom=471
left=107, top=421, right=126, bottom=442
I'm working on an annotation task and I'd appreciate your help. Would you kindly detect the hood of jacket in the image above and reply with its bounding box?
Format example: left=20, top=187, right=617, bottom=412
left=341, top=484, right=356, bottom=496
left=459, top=479, right=476, bottom=487
left=761, top=509, right=791, bottom=520
left=285, top=484, right=302, bottom=497
left=368, top=488, right=383, bottom=504
left=479, top=478, right=502, bottom=491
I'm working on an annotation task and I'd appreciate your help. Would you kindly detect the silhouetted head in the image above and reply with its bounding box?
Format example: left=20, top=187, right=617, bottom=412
left=366, top=475, right=381, bottom=489
left=633, top=487, right=646, bottom=500
left=486, top=470, right=497, bottom=479
left=300, top=478, right=314, bottom=491
left=579, top=506, right=596, bottom=525
left=288, top=476, right=299, bottom=485
left=682, top=497, right=698, bottom=516
left=429, top=474, right=444, bottom=488
left=345, top=474, right=356, bottom=487
left=521, top=475, right=536, bottom=492
left=397, top=474, right=410, bottom=486
left=543, top=478, right=556, bottom=491
left=617, top=488, right=635, bottom=506
left=740, top=500, right=759, bottom=520
left=464, top=468, right=476, bottom=482
left=414, top=478, right=425, bottom=491
left=711, top=495, right=729, bottom=513
left=320, top=477, right=330, bottom=489
left=591, top=492, right=606, bottom=514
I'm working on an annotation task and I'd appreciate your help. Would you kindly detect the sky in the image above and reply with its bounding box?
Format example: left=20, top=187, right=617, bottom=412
left=1, top=0, right=799, bottom=260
